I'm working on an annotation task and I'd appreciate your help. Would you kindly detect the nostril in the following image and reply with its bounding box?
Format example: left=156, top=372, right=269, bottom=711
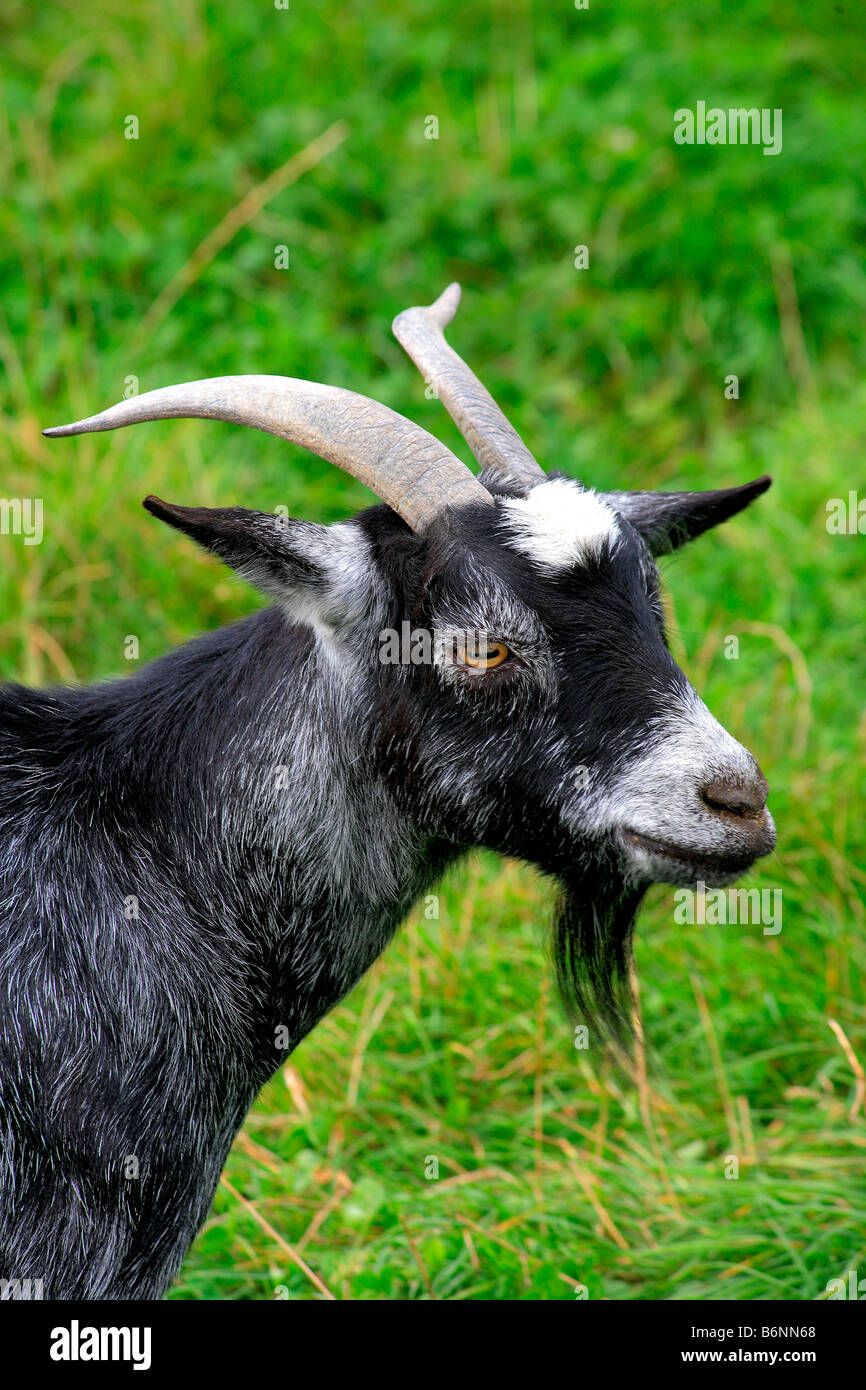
left=701, top=774, right=768, bottom=820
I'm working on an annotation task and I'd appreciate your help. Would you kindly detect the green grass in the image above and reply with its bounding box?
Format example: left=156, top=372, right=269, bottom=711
left=1, top=0, right=864, bottom=1299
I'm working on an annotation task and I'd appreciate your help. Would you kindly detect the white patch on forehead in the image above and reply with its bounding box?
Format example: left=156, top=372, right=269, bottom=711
left=500, top=479, right=619, bottom=571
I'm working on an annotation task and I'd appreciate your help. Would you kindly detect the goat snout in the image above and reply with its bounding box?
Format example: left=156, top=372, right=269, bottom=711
left=696, top=764, right=776, bottom=870
left=700, top=770, right=769, bottom=821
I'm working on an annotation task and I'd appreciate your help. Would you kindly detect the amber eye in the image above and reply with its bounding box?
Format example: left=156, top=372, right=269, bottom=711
left=462, top=640, right=509, bottom=670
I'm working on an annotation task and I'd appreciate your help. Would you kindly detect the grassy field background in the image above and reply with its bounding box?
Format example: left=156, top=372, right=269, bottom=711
left=1, top=0, right=864, bottom=1299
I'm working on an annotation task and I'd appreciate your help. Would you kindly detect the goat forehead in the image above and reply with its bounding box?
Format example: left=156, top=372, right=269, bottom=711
left=499, top=478, right=620, bottom=572
left=434, top=555, right=546, bottom=644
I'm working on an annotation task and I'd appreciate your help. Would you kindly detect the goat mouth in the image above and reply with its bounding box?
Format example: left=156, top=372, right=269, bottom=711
left=621, top=829, right=762, bottom=879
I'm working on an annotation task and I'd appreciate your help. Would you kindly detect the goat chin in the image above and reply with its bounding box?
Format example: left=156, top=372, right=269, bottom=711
left=616, top=816, right=776, bottom=890
left=548, top=816, right=774, bottom=1045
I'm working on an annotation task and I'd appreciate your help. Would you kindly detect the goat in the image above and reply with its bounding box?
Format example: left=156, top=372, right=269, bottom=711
left=0, top=285, right=775, bottom=1299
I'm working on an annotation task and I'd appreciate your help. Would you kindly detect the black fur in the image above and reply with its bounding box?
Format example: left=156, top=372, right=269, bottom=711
left=0, top=473, right=772, bottom=1298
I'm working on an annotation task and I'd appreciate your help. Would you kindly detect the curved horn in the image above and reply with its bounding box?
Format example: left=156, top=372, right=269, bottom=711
left=393, top=283, right=545, bottom=489
left=43, top=375, right=493, bottom=532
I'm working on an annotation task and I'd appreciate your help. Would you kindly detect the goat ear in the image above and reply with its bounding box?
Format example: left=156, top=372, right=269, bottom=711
left=142, top=497, right=366, bottom=616
left=607, top=475, right=771, bottom=555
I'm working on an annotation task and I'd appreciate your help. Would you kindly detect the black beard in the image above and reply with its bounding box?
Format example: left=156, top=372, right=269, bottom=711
left=550, top=854, right=647, bottom=1048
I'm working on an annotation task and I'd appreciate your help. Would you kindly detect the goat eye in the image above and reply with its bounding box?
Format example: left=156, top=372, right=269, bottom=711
left=462, top=640, right=509, bottom=670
